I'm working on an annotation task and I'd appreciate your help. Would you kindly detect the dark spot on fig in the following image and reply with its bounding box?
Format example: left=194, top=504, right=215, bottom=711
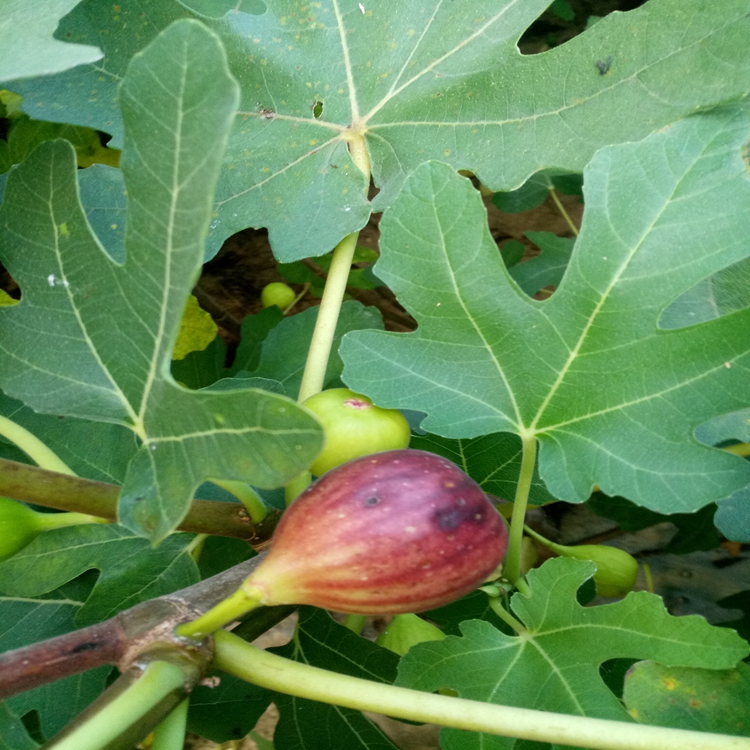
left=365, top=496, right=380, bottom=506
left=435, top=504, right=483, bottom=530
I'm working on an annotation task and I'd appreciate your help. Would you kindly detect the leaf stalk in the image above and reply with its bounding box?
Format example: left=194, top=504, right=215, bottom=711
left=213, top=631, right=750, bottom=750
left=504, top=433, right=538, bottom=584
left=0, top=414, right=76, bottom=475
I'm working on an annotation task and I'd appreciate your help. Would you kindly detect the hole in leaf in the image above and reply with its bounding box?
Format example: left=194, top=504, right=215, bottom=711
left=312, top=100, right=323, bottom=119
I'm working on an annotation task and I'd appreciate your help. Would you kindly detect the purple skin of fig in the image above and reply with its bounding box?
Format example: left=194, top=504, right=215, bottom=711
left=246, top=449, right=508, bottom=614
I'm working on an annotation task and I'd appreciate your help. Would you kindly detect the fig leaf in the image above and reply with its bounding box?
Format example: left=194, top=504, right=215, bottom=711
left=343, top=105, right=750, bottom=514
left=397, top=557, right=750, bottom=750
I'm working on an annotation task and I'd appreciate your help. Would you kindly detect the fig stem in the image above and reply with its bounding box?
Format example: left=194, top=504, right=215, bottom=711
left=297, top=230, right=360, bottom=402
left=285, top=470, right=312, bottom=505
left=522, top=524, right=560, bottom=551
left=213, top=631, right=750, bottom=750
left=175, top=584, right=264, bottom=640
left=296, top=132, right=371, bottom=403
left=486, top=596, right=527, bottom=635
left=47, top=660, right=186, bottom=750
left=282, top=281, right=311, bottom=315
left=343, top=614, right=367, bottom=634
left=549, top=186, right=579, bottom=236
left=151, top=697, right=189, bottom=750
left=504, top=434, right=537, bottom=585
left=210, top=478, right=267, bottom=523
left=0, top=413, right=76, bottom=476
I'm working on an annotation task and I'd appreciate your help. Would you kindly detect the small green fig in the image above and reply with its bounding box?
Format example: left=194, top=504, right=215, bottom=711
left=0, top=497, right=45, bottom=561
left=376, top=613, right=446, bottom=656
left=302, top=388, right=410, bottom=476
left=525, top=526, right=638, bottom=597
left=558, top=543, right=638, bottom=597
left=261, top=282, right=296, bottom=310
left=0, top=497, right=106, bottom=561
left=243, top=449, right=508, bottom=614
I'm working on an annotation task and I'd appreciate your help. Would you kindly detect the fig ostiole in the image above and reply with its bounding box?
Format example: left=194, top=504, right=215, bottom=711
left=301, top=388, right=410, bottom=477
left=524, top=525, right=638, bottom=598
left=178, top=449, right=508, bottom=640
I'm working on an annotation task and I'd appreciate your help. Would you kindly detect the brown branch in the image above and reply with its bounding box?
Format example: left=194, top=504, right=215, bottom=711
left=0, top=552, right=279, bottom=700
left=0, top=458, right=280, bottom=543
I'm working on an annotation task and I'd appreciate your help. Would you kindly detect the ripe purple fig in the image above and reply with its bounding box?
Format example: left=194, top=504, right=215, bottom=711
left=245, top=449, right=508, bottom=614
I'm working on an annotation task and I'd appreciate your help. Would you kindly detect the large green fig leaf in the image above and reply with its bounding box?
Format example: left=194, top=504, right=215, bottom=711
left=7, top=0, right=750, bottom=260
left=397, top=558, right=750, bottom=750
left=342, top=104, right=750, bottom=513
left=661, top=258, right=750, bottom=539
left=0, top=1, right=102, bottom=83
left=0, top=20, right=323, bottom=541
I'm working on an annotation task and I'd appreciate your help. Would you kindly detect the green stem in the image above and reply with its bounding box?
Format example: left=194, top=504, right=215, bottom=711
left=283, top=282, right=310, bottom=314
left=186, top=533, right=208, bottom=562
left=486, top=597, right=527, bottom=635
left=47, top=661, right=186, bottom=750
left=151, top=698, right=189, bottom=750
left=296, top=133, right=371, bottom=403
left=296, top=230, right=360, bottom=402
left=0, top=414, right=75, bottom=475
left=343, top=613, right=367, bottom=634
left=523, top=524, right=555, bottom=549
left=549, top=187, right=579, bottom=236
left=210, top=478, right=267, bottom=523
left=504, top=434, right=537, bottom=585
left=176, top=584, right=264, bottom=640
left=35, top=510, right=110, bottom=530
left=213, top=631, right=750, bottom=750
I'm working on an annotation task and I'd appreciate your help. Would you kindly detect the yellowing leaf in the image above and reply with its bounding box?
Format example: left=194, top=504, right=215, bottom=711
left=172, top=295, right=218, bottom=361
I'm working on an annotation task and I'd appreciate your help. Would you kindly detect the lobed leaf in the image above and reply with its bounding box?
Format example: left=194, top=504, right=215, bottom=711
left=342, top=104, right=750, bottom=513
left=397, top=557, right=750, bottom=750
left=7, top=0, right=750, bottom=260
left=0, top=20, right=324, bottom=541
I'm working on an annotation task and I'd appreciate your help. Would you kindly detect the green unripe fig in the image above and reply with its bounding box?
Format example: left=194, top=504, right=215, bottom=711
left=558, top=543, right=638, bottom=597
left=261, top=282, right=296, bottom=310
left=244, top=449, right=508, bottom=614
left=0, top=497, right=108, bottom=561
left=525, top=526, right=637, bottom=597
left=302, top=388, right=410, bottom=476
left=376, top=613, right=446, bottom=656
left=0, top=497, right=45, bottom=561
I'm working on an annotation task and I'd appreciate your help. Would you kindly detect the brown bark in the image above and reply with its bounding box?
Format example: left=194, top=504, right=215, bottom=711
left=0, top=552, right=273, bottom=700
left=0, top=458, right=280, bottom=543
